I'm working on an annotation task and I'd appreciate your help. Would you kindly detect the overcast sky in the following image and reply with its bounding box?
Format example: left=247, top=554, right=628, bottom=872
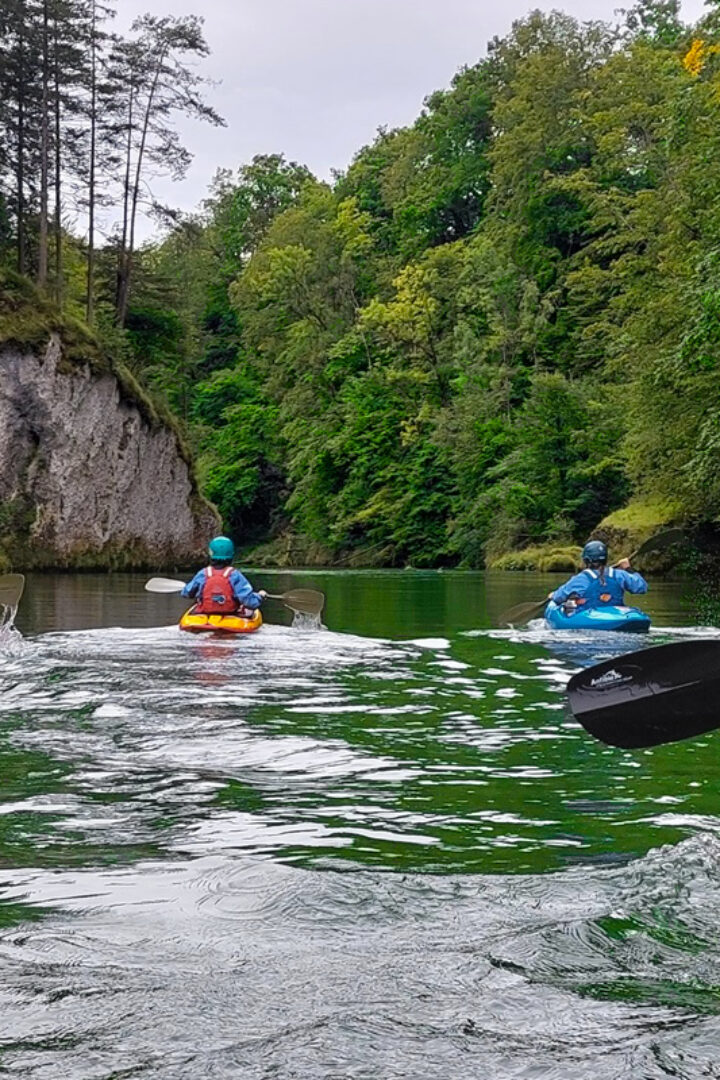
left=113, top=0, right=707, bottom=239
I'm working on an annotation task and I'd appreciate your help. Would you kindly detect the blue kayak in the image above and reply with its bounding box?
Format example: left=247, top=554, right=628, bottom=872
left=544, top=600, right=651, bottom=633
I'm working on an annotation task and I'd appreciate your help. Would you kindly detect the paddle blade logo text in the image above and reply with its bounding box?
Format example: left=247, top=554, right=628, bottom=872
left=588, top=668, right=634, bottom=689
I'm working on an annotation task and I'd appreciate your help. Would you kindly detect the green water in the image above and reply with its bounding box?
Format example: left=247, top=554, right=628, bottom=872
left=1, top=569, right=719, bottom=1077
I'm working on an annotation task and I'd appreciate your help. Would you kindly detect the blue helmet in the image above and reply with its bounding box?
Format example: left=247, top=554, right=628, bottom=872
left=208, top=535, right=235, bottom=561
left=582, top=540, right=608, bottom=566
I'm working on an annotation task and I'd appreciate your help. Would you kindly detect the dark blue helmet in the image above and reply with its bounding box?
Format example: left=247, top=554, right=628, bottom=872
left=582, top=540, right=608, bottom=566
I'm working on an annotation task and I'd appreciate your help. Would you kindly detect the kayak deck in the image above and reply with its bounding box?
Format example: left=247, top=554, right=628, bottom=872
left=545, top=601, right=650, bottom=633
left=179, top=608, right=262, bottom=634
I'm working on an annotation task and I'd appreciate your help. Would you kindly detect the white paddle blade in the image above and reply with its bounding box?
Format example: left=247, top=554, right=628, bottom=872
left=145, top=577, right=187, bottom=593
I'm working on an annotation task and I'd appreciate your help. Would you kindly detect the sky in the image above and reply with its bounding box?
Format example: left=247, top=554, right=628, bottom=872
left=113, top=0, right=708, bottom=239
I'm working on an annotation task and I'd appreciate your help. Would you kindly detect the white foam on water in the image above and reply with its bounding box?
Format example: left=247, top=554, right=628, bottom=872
left=0, top=622, right=26, bottom=657
left=403, top=637, right=451, bottom=649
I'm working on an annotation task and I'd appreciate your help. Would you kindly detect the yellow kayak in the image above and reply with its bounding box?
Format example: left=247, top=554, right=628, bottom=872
left=179, top=608, right=263, bottom=635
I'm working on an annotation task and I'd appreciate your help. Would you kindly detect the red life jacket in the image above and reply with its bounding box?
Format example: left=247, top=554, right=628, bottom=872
left=195, top=566, right=239, bottom=615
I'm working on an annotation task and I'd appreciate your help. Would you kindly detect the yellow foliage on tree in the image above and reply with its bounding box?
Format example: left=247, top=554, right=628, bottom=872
left=683, top=39, right=720, bottom=77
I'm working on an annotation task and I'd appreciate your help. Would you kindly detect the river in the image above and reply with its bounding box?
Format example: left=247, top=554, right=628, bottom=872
left=1, top=569, right=719, bottom=1077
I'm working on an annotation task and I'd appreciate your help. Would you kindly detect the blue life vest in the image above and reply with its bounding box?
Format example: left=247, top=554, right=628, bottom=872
left=576, top=567, right=625, bottom=607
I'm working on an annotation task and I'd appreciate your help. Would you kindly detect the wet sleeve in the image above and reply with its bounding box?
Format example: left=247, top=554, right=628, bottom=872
left=230, top=571, right=263, bottom=609
left=181, top=570, right=204, bottom=598
left=618, top=569, right=648, bottom=595
left=551, top=572, right=589, bottom=605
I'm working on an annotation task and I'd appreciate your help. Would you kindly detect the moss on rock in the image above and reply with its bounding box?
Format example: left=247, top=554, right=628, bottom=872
left=0, top=269, right=198, bottom=476
left=593, top=499, right=681, bottom=556
left=488, top=545, right=581, bottom=573
left=487, top=500, right=690, bottom=574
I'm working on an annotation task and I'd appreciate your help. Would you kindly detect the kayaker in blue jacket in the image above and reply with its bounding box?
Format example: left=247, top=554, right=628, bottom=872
left=182, top=536, right=266, bottom=615
left=550, top=540, right=648, bottom=610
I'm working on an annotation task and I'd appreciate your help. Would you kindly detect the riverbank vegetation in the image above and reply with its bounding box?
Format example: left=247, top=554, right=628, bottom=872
left=3, top=1, right=720, bottom=568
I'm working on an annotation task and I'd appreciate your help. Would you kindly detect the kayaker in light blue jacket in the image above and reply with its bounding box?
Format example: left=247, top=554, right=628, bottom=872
left=182, top=536, right=266, bottom=615
left=550, top=540, right=648, bottom=609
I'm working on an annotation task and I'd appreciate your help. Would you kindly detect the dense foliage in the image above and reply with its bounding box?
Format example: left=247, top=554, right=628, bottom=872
left=6, top=1, right=720, bottom=566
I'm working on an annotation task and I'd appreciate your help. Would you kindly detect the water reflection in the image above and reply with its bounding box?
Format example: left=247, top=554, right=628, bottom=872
left=15, top=568, right=694, bottom=639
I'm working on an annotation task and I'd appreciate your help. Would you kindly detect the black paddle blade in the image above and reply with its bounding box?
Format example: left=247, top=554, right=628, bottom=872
left=630, top=527, right=687, bottom=564
left=567, top=639, right=720, bottom=749
left=498, top=599, right=548, bottom=627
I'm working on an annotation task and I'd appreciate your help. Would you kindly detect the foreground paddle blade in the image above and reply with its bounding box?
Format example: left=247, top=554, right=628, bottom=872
left=145, top=577, right=187, bottom=593
left=567, top=639, right=720, bottom=749
left=0, top=573, right=25, bottom=609
left=267, top=588, right=325, bottom=616
left=498, top=598, right=548, bottom=627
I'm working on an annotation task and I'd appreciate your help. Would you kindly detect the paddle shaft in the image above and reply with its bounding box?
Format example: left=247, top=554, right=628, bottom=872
left=144, top=578, right=325, bottom=615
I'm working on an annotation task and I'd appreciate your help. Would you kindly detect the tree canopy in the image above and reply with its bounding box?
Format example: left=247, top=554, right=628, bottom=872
left=5, top=1, right=720, bottom=566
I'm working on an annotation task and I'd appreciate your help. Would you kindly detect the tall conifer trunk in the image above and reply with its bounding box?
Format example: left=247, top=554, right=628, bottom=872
left=16, top=0, right=26, bottom=275
left=38, top=0, right=50, bottom=288
left=115, top=77, right=134, bottom=323
left=52, top=2, right=63, bottom=304
left=116, top=52, right=164, bottom=326
left=86, top=0, right=97, bottom=322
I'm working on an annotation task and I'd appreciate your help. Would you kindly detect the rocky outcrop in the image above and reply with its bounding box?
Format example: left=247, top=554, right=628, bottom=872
left=0, top=335, right=219, bottom=569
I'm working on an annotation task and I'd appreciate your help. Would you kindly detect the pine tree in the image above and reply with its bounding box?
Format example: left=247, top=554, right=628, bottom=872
left=78, top=0, right=117, bottom=321
left=112, top=15, right=225, bottom=326
left=0, top=0, right=43, bottom=274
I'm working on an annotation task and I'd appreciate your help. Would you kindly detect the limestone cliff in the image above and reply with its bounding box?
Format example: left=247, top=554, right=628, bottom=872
left=0, top=317, right=219, bottom=570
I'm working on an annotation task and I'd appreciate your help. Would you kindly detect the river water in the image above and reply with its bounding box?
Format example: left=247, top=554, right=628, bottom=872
left=1, top=569, right=720, bottom=1078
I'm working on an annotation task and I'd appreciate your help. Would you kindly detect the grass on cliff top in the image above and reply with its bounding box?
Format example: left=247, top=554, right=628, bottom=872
left=0, top=266, right=105, bottom=363
left=0, top=268, right=196, bottom=471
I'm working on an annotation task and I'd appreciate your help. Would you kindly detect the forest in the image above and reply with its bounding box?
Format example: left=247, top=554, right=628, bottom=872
left=3, top=0, right=720, bottom=568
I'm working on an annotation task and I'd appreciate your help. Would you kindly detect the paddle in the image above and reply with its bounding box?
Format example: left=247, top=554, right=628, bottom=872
left=567, top=638, right=720, bottom=749
left=264, top=589, right=325, bottom=616
left=144, top=577, right=325, bottom=616
left=497, top=528, right=687, bottom=627
left=0, top=573, right=25, bottom=615
left=145, top=577, right=189, bottom=593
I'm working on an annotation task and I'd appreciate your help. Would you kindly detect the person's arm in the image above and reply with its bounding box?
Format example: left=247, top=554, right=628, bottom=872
left=230, top=570, right=266, bottom=609
left=181, top=570, right=205, bottom=598
left=551, top=572, right=588, bottom=605
left=614, top=567, right=648, bottom=595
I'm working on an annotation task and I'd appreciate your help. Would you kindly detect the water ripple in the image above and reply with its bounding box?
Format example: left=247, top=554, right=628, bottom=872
left=1, top=838, right=720, bottom=1076
left=2, top=595, right=720, bottom=1076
